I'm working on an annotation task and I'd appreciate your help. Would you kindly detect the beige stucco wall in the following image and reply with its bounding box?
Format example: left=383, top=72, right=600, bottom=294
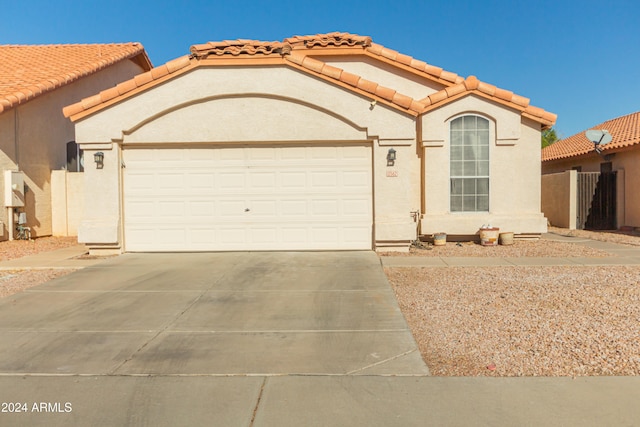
left=51, top=170, right=84, bottom=236
left=542, top=148, right=640, bottom=228
left=420, top=95, right=547, bottom=236
left=0, top=59, right=147, bottom=240
left=541, top=170, right=577, bottom=229
left=74, top=66, right=421, bottom=250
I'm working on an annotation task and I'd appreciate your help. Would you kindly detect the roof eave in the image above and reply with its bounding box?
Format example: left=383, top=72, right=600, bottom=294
left=65, top=56, right=196, bottom=122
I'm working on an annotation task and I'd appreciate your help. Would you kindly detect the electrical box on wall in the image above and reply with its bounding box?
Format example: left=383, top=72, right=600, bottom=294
left=4, top=170, right=25, bottom=207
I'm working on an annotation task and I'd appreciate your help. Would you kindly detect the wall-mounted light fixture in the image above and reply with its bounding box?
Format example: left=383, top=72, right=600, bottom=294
left=94, top=152, right=104, bottom=169
left=387, top=148, right=397, bottom=166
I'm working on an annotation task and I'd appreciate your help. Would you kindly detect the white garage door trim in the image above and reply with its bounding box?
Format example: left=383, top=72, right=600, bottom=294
left=123, top=143, right=373, bottom=251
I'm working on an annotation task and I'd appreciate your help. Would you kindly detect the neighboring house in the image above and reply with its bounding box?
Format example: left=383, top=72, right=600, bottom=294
left=542, top=111, right=640, bottom=230
left=0, top=43, right=152, bottom=239
left=63, top=32, right=556, bottom=253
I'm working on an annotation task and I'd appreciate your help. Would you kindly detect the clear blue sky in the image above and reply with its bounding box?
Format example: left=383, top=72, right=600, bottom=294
left=3, top=0, right=638, bottom=138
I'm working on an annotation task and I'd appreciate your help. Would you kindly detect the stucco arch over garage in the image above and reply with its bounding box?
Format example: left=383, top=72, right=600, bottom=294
left=120, top=94, right=370, bottom=144
left=75, top=67, right=416, bottom=144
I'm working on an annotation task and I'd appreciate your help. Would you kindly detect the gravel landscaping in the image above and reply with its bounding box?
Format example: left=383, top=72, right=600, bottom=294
left=384, top=229, right=640, bottom=377
left=0, top=269, right=76, bottom=298
left=0, top=236, right=78, bottom=261
left=382, top=239, right=613, bottom=258
left=0, top=236, right=80, bottom=298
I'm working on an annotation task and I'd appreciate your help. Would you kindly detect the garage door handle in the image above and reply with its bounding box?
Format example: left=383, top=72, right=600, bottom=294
left=245, top=208, right=250, bottom=212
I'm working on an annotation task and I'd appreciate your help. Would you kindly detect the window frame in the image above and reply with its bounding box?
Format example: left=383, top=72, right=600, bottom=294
left=449, top=114, right=491, bottom=213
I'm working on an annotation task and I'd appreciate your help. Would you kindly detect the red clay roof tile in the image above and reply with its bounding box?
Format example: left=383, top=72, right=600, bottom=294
left=445, top=84, right=466, bottom=97
left=321, top=63, right=343, bottom=80
left=542, top=111, right=640, bottom=161
left=392, top=92, right=413, bottom=109
left=419, top=76, right=556, bottom=128
left=190, top=40, right=285, bottom=57
left=493, top=87, right=514, bottom=102
left=134, top=72, right=154, bottom=87
left=340, top=70, right=361, bottom=87
left=365, top=42, right=463, bottom=85
left=301, top=56, right=324, bottom=73
left=375, top=86, right=396, bottom=102
left=285, top=32, right=372, bottom=48
left=63, top=32, right=554, bottom=125
left=356, top=78, right=379, bottom=94
left=150, top=65, right=169, bottom=80
left=464, top=75, right=479, bottom=90
left=0, top=43, right=151, bottom=114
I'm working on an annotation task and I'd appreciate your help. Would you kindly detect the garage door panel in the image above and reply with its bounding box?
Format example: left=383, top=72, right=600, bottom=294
left=281, top=200, right=308, bottom=216
left=124, top=145, right=372, bottom=251
left=280, top=172, right=307, bottom=188
left=343, top=199, right=370, bottom=216
left=249, top=147, right=277, bottom=161
left=126, top=173, right=155, bottom=192
left=343, top=171, right=369, bottom=188
left=280, top=146, right=306, bottom=160
left=219, top=200, right=247, bottom=217
left=310, top=146, right=337, bottom=160
left=311, top=171, right=338, bottom=186
left=190, top=201, right=216, bottom=217
left=219, top=173, right=245, bottom=190
left=343, top=227, right=371, bottom=243
left=187, top=173, right=216, bottom=189
left=250, top=172, right=276, bottom=189
left=127, top=200, right=156, bottom=218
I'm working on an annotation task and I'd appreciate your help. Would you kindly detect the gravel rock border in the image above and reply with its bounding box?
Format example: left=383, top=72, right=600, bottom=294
left=0, top=236, right=80, bottom=298
left=0, top=269, right=76, bottom=298
left=385, top=228, right=640, bottom=376
left=387, top=266, right=640, bottom=377
left=381, top=239, right=613, bottom=258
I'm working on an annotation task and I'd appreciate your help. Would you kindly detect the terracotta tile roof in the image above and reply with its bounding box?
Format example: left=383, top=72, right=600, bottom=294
left=0, top=43, right=151, bottom=114
left=365, top=43, right=464, bottom=85
left=63, top=55, right=193, bottom=118
left=285, top=32, right=372, bottom=48
left=190, top=40, right=287, bottom=57
left=64, top=32, right=555, bottom=127
left=419, top=76, right=557, bottom=127
left=284, top=53, right=426, bottom=113
left=542, top=111, right=640, bottom=162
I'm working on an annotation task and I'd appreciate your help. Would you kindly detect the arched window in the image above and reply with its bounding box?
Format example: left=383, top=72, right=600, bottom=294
left=450, top=115, right=489, bottom=212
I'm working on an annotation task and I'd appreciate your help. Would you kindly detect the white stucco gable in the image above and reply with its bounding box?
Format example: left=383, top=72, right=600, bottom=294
left=420, top=94, right=523, bottom=147
left=75, top=67, right=416, bottom=145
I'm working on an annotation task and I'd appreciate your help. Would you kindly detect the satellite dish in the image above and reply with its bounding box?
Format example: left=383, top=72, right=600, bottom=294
left=586, top=129, right=612, bottom=146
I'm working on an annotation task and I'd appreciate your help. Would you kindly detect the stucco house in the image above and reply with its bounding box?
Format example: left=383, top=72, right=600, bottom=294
left=542, top=111, right=639, bottom=230
left=0, top=43, right=152, bottom=239
left=63, top=32, right=556, bottom=253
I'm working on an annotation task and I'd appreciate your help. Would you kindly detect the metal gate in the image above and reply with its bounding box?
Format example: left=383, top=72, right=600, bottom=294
left=577, top=172, right=617, bottom=230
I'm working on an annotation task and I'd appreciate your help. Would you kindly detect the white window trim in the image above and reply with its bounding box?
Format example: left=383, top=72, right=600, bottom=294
left=449, top=114, right=492, bottom=213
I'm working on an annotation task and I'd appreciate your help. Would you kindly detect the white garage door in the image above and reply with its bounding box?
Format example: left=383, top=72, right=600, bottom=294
left=123, top=144, right=372, bottom=251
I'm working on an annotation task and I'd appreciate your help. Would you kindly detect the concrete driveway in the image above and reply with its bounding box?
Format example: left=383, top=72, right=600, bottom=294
left=0, top=251, right=426, bottom=377
left=0, top=251, right=430, bottom=425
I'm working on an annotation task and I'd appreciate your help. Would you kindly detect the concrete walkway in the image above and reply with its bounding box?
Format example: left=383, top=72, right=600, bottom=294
left=0, top=244, right=104, bottom=270
left=0, top=237, right=639, bottom=426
